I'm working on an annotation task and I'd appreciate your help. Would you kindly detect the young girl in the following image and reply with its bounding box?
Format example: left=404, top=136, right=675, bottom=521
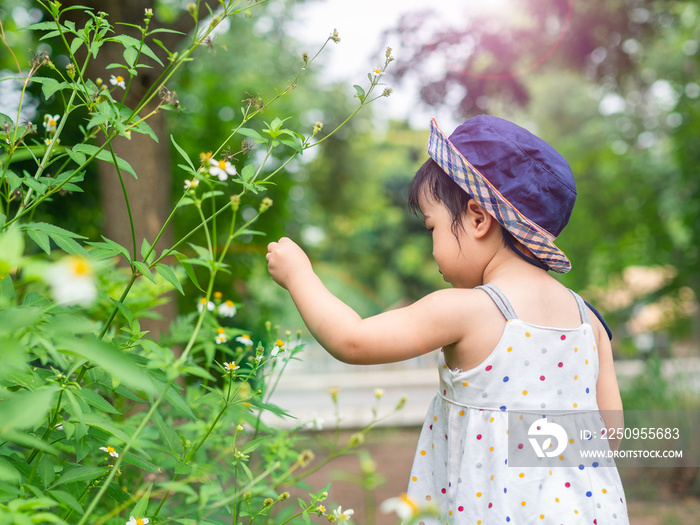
left=266, top=115, right=629, bottom=524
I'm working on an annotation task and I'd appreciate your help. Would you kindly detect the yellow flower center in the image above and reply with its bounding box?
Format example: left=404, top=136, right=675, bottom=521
left=217, top=327, right=225, bottom=334
left=116, top=75, right=124, bottom=82
left=49, top=118, right=57, bottom=126
left=136, top=519, right=145, bottom=525
left=276, top=339, right=284, bottom=347
left=218, top=160, right=227, bottom=169
left=241, top=334, right=250, bottom=339
left=106, top=446, right=115, bottom=453
left=68, top=256, right=92, bottom=276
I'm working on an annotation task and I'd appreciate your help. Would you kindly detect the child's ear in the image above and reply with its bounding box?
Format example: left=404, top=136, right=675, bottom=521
left=466, top=200, right=494, bottom=238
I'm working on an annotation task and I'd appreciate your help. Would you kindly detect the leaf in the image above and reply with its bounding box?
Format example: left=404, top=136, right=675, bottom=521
left=77, top=388, right=121, bottom=415
left=353, top=84, right=366, bottom=101
left=161, top=382, right=196, bottom=419
left=133, top=260, right=155, bottom=283
left=58, top=337, right=157, bottom=395
left=22, top=174, right=48, bottom=195
left=87, top=235, right=132, bottom=263
left=123, top=46, right=139, bottom=67
left=30, top=76, right=67, bottom=99
left=47, top=489, right=84, bottom=515
left=155, top=264, right=184, bottom=295
left=0, top=387, right=58, bottom=433
left=122, top=453, right=160, bottom=473
left=109, top=297, right=135, bottom=327
left=131, top=483, right=153, bottom=519
left=151, top=410, right=181, bottom=456
left=71, top=144, right=138, bottom=178
left=240, top=164, right=255, bottom=182
left=236, top=127, right=264, bottom=141
left=50, top=466, right=109, bottom=488
left=171, top=135, right=195, bottom=171
left=21, top=222, right=88, bottom=257
left=175, top=254, right=204, bottom=292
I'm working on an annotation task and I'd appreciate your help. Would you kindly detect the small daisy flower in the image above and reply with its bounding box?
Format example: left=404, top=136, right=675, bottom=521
left=199, top=151, right=213, bottom=165
left=235, top=334, right=253, bottom=346
left=223, top=361, right=239, bottom=372
left=218, top=300, right=237, bottom=318
left=126, top=517, right=149, bottom=525
left=99, top=445, right=119, bottom=458
left=209, top=158, right=237, bottom=181
left=380, top=493, right=420, bottom=521
left=197, top=298, right=215, bottom=313
left=215, top=327, right=228, bottom=345
left=270, top=339, right=285, bottom=358
left=144, top=8, right=153, bottom=16
left=372, top=67, right=384, bottom=76
left=333, top=506, right=354, bottom=522
left=184, top=178, right=199, bottom=191
left=43, top=114, right=60, bottom=133
left=45, top=256, right=97, bottom=306
left=110, top=75, right=126, bottom=89
left=374, top=388, right=384, bottom=399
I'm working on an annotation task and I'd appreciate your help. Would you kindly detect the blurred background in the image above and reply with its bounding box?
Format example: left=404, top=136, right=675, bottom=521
left=2, top=0, right=699, bottom=522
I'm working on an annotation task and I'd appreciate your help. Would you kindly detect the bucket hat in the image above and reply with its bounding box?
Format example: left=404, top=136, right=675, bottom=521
left=427, top=115, right=576, bottom=273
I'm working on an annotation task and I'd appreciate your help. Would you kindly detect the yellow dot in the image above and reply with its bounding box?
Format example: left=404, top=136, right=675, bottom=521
left=519, top=473, right=525, bottom=478
left=585, top=359, right=589, bottom=364
left=540, top=515, right=545, bottom=519
left=420, top=450, right=426, bottom=455
left=434, top=416, right=438, bottom=421
left=507, top=346, right=513, bottom=352
left=476, top=492, right=482, bottom=497
left=569, top=438, right=575, bottom=444
left=573, top=403, right=578, bottom=408
left=525, top=332, right=531, bottom=337
left=521, top=501, right=527, bottom=506
left=523, top=390, right=528, bottom=395
left=459, top=410, right=465, bottom=416
left=574, top=375, right=578, bottom=380
left=490, top=475, right=494, bottom=480
left=490, top=446, right=494, bottom=452
left=549, top=470, right=552, bottom=476
left=559, top=455, right=565, bottom=461
left=602, top=488, right=607, bottom=494
left=412, top=476, right=418, bottom=481
left=462, top=381, right=469, bottom=386
left=555, top=498, right=560, bottom=502
left=490, top=417, right=495, bottom=422
left=574, top=510, right=579, bottom=514
left=449, top=511, right=453, bottom=515
left=574, top=347, right=578, bottom=352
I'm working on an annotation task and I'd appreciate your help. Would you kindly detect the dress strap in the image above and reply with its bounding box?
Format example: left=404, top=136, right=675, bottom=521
left=568, top=289, right=590, bottom=324
left=476, top=284, right=518, bottom=321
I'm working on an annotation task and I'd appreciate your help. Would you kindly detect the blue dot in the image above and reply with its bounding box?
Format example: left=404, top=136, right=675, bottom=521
left=592, top=462, right=599, bottom=468
left=578, top=464, right=585, bottom=470
left=504, top=487, right=507, bottom=493
left=506, top=518, right=511, bottom=522
left=505, top=459, right=508, bottom=465
left=586, top=387, right=590, bottom=393
left=586, top=491, right=592, bottom=497
left=503, top=376, right=509, bottom=382
left=500, top=405, right=507, bottom=411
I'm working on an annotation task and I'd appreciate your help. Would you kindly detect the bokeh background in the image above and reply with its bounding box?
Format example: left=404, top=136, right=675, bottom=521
left=2, top=0, right=699, bottom=522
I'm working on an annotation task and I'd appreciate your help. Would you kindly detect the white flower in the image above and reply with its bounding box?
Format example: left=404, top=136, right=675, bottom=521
left=333, top=506, right=354, bottom=521
left=184, top=178, right=199, bottom=191
left=374, top=388, right=384, bottom=399
left=372, top=67, right=384, bottom=76
left=235, top=334, right=253, bottom=346
left=43, top=114, right=60, bottom=133
left=99, top=445, right=119, bottom=458
left=270, top=339, right=285, bottom=358
left=223, top=361, right=239, bottom=372
left=218, top=300, right=236, bottom=318
left=380, top=493, right=420, bottom=520
left=215, top=329, right=228, bottom=345
left=197, top=298, right=215, bottom=313
left=209, top=158, right=237, bottom=181
left=126, top=517, right=149, bottom=525
left=144, top=8, right=153, bottom=16
left=45, top=256, right=97, bottom=307
left=110, top=75, right=126, bottom=89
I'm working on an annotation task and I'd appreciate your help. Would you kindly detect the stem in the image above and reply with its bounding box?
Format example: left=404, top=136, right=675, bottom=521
left=107, top=142, right=137, bottom=260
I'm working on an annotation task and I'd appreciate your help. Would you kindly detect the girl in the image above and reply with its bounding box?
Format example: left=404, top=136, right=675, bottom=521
left=266, top=115, right=629, bottom=524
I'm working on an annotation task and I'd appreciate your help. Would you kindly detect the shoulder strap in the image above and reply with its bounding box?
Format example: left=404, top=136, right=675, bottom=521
left=476, top=284, right=518, bottom=321
left=568, top=290, right=590, bottom=325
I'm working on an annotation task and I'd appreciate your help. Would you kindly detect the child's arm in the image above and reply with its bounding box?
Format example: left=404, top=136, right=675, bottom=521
left=266, top=237, right=468, bottom=365
left=593, top=315, right=624, bottom=451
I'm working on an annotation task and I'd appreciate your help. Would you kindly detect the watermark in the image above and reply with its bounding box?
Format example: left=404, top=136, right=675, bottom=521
left=508, top=410, right=700, bottom=468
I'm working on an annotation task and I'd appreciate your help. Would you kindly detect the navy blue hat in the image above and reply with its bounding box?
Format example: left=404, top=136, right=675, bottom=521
left=427, top=115, right=576, bottom=272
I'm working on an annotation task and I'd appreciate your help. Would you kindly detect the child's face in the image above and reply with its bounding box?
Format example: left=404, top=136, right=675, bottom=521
left=418, top=192, right=471, bottom=287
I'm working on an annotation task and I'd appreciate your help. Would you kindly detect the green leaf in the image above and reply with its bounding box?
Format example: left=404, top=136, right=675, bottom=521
left=22, top=174, right=48, bottom=195
left=30, top=76, right=67, bottom=99
left=151, top=409, right=181, bottom=456
left=58, top=337, right=157, bottom=395
left=240, top=164, right=255, bottom=182
left=37, top=455, right=55, bottom=489
left=133, top=260, right=155, bottom=283
left=47, top=489, right=84, bottom=515
left=50, top=466, right=109, bottom=488
left=72, top=144, right=138, bottom=178
left=171, top=135, right=195, bottom=171
left=77, top=388, right=121, bottom=415
left=82, top=413, right=132, bottom=445
left=27, top=228, right=52, bottom=254
left=237, top=127, right=264, bottom=141
left=123, top=46, right=139, bottom=67
left=87, top=235, right=132, bottom=263
left=0, top=387, right=58, bottom=433
left=109, top=297, right=135, bottom=327
left=155, top=264, right=184, bottom=295
left=140, top=238, right=155, bottom=264
left=70, top=36, right=83, bottom=55
left=353, top=84, right=366, bottom=101
left=21, top=222, right=88, bottom=257
left=175, top=254, right=204, bottom=292
left=122, top=453, right=160, bottom=473
left=162, top=382, right=196, bottom=419
left=131, top=483, right=153, bottom=519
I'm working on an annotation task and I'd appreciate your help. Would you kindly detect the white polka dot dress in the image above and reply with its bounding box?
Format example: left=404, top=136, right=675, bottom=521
left=406, top=284, right=629, bottom=524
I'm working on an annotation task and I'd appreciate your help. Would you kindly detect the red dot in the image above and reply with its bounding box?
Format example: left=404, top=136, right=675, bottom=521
left=540, top=375, right=546, bottom=381
left=485, top=365, right=493, bottom=371
left=561, top=335, right=567, bottom=340
left=430, top=425, right=433, bottom=430
left=488, top=502, right=493, bottom=508
left=458, top=506, right=464, bottom=512
left=441, top=488, right=446, bottom=494
left=518, top=443, right=524, bottom=449
left=565, top=482, right=571, bottom=488
left=558, top=362, right=563, bottom=368
left=443, top=390, right=447, bottom=395
left=477, top=434, right=482, bottom=440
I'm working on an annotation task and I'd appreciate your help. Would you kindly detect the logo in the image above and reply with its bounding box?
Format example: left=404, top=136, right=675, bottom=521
left=528, top=417, right=568, bottom=458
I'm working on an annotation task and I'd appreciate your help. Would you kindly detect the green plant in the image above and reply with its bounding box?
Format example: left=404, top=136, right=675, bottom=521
left=0, top=1, right=397, bottom=523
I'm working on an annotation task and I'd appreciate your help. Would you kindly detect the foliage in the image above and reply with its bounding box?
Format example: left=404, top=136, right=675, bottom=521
left=0, top=1, right=400, bottom=524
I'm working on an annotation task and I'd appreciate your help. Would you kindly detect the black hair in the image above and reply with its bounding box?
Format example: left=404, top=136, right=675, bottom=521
left=408, top=158, right=472, bottom=238
left=408, top=157, right=551, bottom=271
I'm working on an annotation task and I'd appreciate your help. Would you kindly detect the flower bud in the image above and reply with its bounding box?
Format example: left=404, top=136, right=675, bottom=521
left=66, top=63, right=76, bottom=79
left=259, top=197, right=273, bottom=213
left=331, top=28, right=340, bottom=43
left=230, top=194, right=241, bottom=211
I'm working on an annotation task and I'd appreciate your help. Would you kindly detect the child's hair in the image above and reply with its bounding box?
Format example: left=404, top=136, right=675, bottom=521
left=408, top=158, right=472, bottom=238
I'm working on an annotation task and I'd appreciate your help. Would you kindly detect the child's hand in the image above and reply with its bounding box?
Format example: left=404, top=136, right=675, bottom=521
left=266, top=237, right=312, bottom=290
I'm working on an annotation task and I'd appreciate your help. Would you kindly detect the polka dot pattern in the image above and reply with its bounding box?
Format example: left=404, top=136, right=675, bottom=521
left=406, top=285, right=630, bottom=524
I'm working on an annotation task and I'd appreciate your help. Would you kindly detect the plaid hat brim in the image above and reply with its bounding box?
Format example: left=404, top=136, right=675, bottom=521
left=428, top=118, right=572, bottom=273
